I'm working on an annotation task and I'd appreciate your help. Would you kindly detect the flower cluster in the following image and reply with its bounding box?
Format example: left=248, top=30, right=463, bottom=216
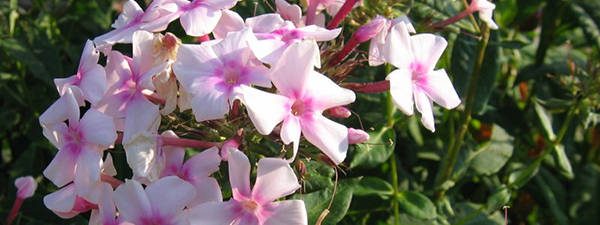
left=38, top=0, right=498, bottom=224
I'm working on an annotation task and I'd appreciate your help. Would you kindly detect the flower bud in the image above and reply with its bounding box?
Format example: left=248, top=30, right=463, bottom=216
left=15, top=176, right=37, bottom=199
left=354, top=16, right=387, bottom=42
left=326, top=106, right=352, bottom=118
left=348, top=128, right=369, bottom=144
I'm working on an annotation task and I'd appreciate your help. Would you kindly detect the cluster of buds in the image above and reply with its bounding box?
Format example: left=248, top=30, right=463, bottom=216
left=34, top=0, right=497, bottom=224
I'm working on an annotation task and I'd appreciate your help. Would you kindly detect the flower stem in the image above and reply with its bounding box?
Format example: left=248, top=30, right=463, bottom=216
left=5, top=197, right=23, bottom=225
left=328, top=37, right=360, bottom=66
left=434, top=25, right=491, bottom=199
left=343, top=80, right=390, bottom=93
left=430, top=8, right=473, bottom=29
left=383, top=64, right=400, bottom=225
left=327, top=0, right=358, bottom=29
left=161, top=136, right=218, bottom=149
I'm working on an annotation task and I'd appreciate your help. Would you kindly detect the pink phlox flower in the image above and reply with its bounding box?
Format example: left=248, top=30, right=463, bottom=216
left=240, top=41, right=356, bottom=164
left=188, top=149, right=307, bottom=225
left=89, top=183, right=121, bottom=225
left=54, top=40, right=107, bottom=105
left=122, top=130, right=168, bottom=183
left=93, top=0, right=180, bottom=50
left=39, top=88, right=117, bottom=199
left=385, top=23, right=461, bottom=132
left=113, top=176, right=195, bottom=225
left=44, top=183, right=98, bottom=219
left=96, top=31, right=168, bottom=144
left=167, top=0, right=238, bottom=36
left=368, top=15, right=416, bottom=66
left=173, top=28, right=271, bottom=122
left=469, top=0, right=499, bottom=29
left=14, top=176, right=37, bottom=199
left=160, top=131, right=223, bottom=207
left=275, top=0, right=303, bottom=26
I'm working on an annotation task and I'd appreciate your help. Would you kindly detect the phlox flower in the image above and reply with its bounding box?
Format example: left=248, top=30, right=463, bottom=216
left=39, top=88, right=116, bottom=199
left=44, top=183, right=98, bottom=219
left=96, top=30, right=169, bottom=144
left=386, top=23, right=461, bottom=132
left=14, top=176, right=37, bottom=199
left=94, top=0, right=179, bottom=49
left=160, top=131, right=223, bottom=207
left=275, top=0, right=302, bottom=26
left=241, top=41, right=356, bottom=164
left=469, top=0, right=499, bottom=30
left=169, top=0, right=238, bottom=36
left=113, top=176, right=194, bottom=225
left=54, top=40, right=107, bottom=105
left=369, top=15, right=416, bottom=66
left=173, top=28, right=271, bottom=122
left=188, top=149, right=307, bottom=225
left=89, top=183, right=121, bottom=225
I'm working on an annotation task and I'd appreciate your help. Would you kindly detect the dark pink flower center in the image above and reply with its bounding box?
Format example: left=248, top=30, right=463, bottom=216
left=409, top=62, right=428, bottom=85
left=240, top=199, right=260, bottom=213
left=291, top=100, right=306, bottom=116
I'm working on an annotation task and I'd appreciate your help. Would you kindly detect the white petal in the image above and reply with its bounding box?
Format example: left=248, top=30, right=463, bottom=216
left=252, top=158, right=300, bottom=203
left=414, top=89, right=435, bottom=132
left=122, top=98, right=160, bottom=144
left=113, top=179, right=152, bottom=224
left=386, top=69, right=414, bottom=115
left=238, top=86, right=289, bottom=135
left=300, top=114, right=349, bottom=165
left=80, top=109, right=116, bottom=147
left=245, top=14, right=286, bottom=33
left=228, top=149, right=251, bottom=198
left=187, top=201, right=237, bottom=225
left=180, top=6, right=222, bottom=36
left=420, top=69, right=461, bottom=109
left=146, top=176, right=196, bottom=218
left=269, top=41, right=318, bottom=96
left=213, top=9, right=245, bottom=39
left=263, top=200, right=308, bottom=225
left=409, top=33, right=448, bottom=71
left=304, top=71, right=355, bottom=112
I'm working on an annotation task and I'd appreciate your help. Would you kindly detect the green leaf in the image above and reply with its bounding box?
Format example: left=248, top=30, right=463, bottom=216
left=354, top=177, right=394, bottom=197
left=570, top=2, right=600, bottom=51
left=303, top=160, right=335, bottom=192
left=396, top=191, right=437, bottom=220
left=451, top=31, right=501, bottom=115
left=450, top=203, right=504, bottom=225
left=0, top=38, right=51, bottom=83
left=349, top=127, right=396, bottom=169
left=469, top=125, right=514, bottom=175
left=535, top=175, right=569, bottom=225
left=508, top=163, right=540, bottom=189
left=295, top=179, right=358, bottom=225
left=533, top=99, right=574, bottom=179
left=485, top=186, right=511, bottom=213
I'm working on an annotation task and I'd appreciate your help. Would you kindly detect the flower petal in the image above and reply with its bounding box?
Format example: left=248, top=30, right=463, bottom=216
left=80, top=109, right=117, bottom=147
left=113, top=179, right=152, bottom=224
left=146, top=176, right=196, bottom=218
left=180, top=6, right=222, bottom=36
left=43, top=148, right=77, bottom=187
left=414, top=89, right=435, bottom=132
left=269, top=41, right=318, bottom=97
left=123, top=97, right=160, bottom=144
left=44, top=184, right=76, bottom=214
left=301, top=114, right=349, bottom=165
left=39, top=88, right=81, bottom=127
left=182, top=147, right=222, bottom=180
left=409, top=33, right=447, bottom=72
left=213, top=10, right=245, bottom=39
left=263, top=200, right=308, bottom=225
left=387, top=22, right=414, bottom=69
left=187, top=201, right=238, bottom=225
left=252, top=158, right=300, bottom=203
left=74, top=148, right=102, bottom=203
left=188, top=178, right=223, bottom=207
left=386, top=69, right=414, bottom=115
left=304, top=71, right=355, bottom=112
left=228, top=149, right=252, bottom=199
left=79, top=64, right=107, bottom=105
left=420, top=69, right=461, bottom=109
left=238, top=86, right=289, bottom=135
left=245, top=14, right=285, bottom=33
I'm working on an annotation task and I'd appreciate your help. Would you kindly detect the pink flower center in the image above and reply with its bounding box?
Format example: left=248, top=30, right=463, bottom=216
left=241, top=199, right=260, bottom=213
left=223, top=67, right=240, bottom=85
left=182, top=0, right=205, bottom=11
left=409, top=62, right=428, bottom=85
left=291, top=100, right=306, bottom=116
left=140, top=216, right=170, bottom=225
left=64, top=126, right=84, bottom=147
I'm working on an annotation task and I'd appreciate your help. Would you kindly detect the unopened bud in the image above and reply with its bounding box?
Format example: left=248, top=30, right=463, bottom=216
left=348, top=128, right=369, bottom=144
left=326, top=106, right=352, bottom=118
left=15, top=176, right=37, bottom=199
left=354, top=16, right=387, bottom=42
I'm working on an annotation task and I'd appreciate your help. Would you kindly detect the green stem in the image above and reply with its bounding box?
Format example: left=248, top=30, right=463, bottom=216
left=434, top=25, right=491, bottom=199
left=385, top=64, right=400, bottom=225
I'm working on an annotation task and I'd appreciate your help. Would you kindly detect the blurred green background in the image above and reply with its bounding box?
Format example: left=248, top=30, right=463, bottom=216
left=1, top=0, right=599, bottom=225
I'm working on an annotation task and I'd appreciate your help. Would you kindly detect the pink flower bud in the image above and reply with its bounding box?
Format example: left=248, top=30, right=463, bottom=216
left=326, top=106, right=352, bottom=118
left=15, top=176, right=37, bottom=199
left=348, top=128, right=369, bottom=144
left=355, top=16, right=387, bottom=42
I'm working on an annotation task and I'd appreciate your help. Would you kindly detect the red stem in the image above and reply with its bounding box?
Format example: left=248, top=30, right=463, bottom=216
left=101, top=174, right=124, bottom=188
left=328, top=36, right=360, bottom=66
left=343, top=80, right=390, bottom=93
left=326, top=0, right=358, bottom=29
left=431, top=8, right=474, bottom=29
left=161, top=136, right=218, bottom=149
left=5, top=197, right=23, bottom=225
left=197, top=34, right=210, bottom=43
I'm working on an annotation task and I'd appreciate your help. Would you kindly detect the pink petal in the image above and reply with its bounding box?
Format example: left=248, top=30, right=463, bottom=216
left=245, top=14, right=285, bottom=33
left=160, top=130, right=185, bottom=177
left=252, top=158, right=300, bottom=203
left=39, top=88, right=81, bottom=127
left=42, top=123, right=67, bottom=150
left=122, top=97, right=160, bottom=144
left=43, top=184, right=76, bottom=216
left=104, top=51, right=132, bottom=90
left=189, top=85, right=230, bottom=122
left=78, top=40, right=101, bottom=74
left=263, top=200, right=308, bottom=225
left=146, top=176, right=195, bottom=218
left=123, top=132, right=161, bottom=182
left=409, top=33, right=447, bottom=72
left=211, top=28, right=253, bottom=56
left=180, top=6, right=222, bottom=36
left=188, top=178, right=223, bottom=207
left=54, top=76, right=78, bottom=96
left=97, top=183, right=118, bottom=225
left=14, top=176, right=37, bottom=199
left=237, top=213, right=260, bottom=225
left=228, top=149, right=252, bottom=199
left=132, top=30, right=157, bottom=76
left=203, top=0, right=238, bottom=9
left=304, top=71, right=356, bottom=111
left=276, top=0, right=302, bottom=25
left=182, top=147, right=222, bottom=180
left=387, top=69, right=414, bottom=115
left=213, top=9, right=245, bottom=39
left=238, top=86, right=289, bottom=135
left=419, top=69, right=461, bottom=109
left=102, top=153, right=118, bottom=177
left=80, top=109, right=117, bottom=147
left=297, top=26, right=341, bottom=41
left=113, top=179, right=152, bottom=224
left=79, top=64, right=107, bottom=105
left=269, top=41, right=319, bottom=97
left=414, top=89, right=435, bottom=132
left=247, top=38, right=287, bottom=66
left=43, top=148, right=77, bottom=187
left=280, top=116, right=301, bottom=146
left=301, top=114, right=349, bottom=165
left=187, top=201, right=238, bottom=225
left=173, top=44, right=220, bottom=88
left=74, top=148, right=102, bottom=203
